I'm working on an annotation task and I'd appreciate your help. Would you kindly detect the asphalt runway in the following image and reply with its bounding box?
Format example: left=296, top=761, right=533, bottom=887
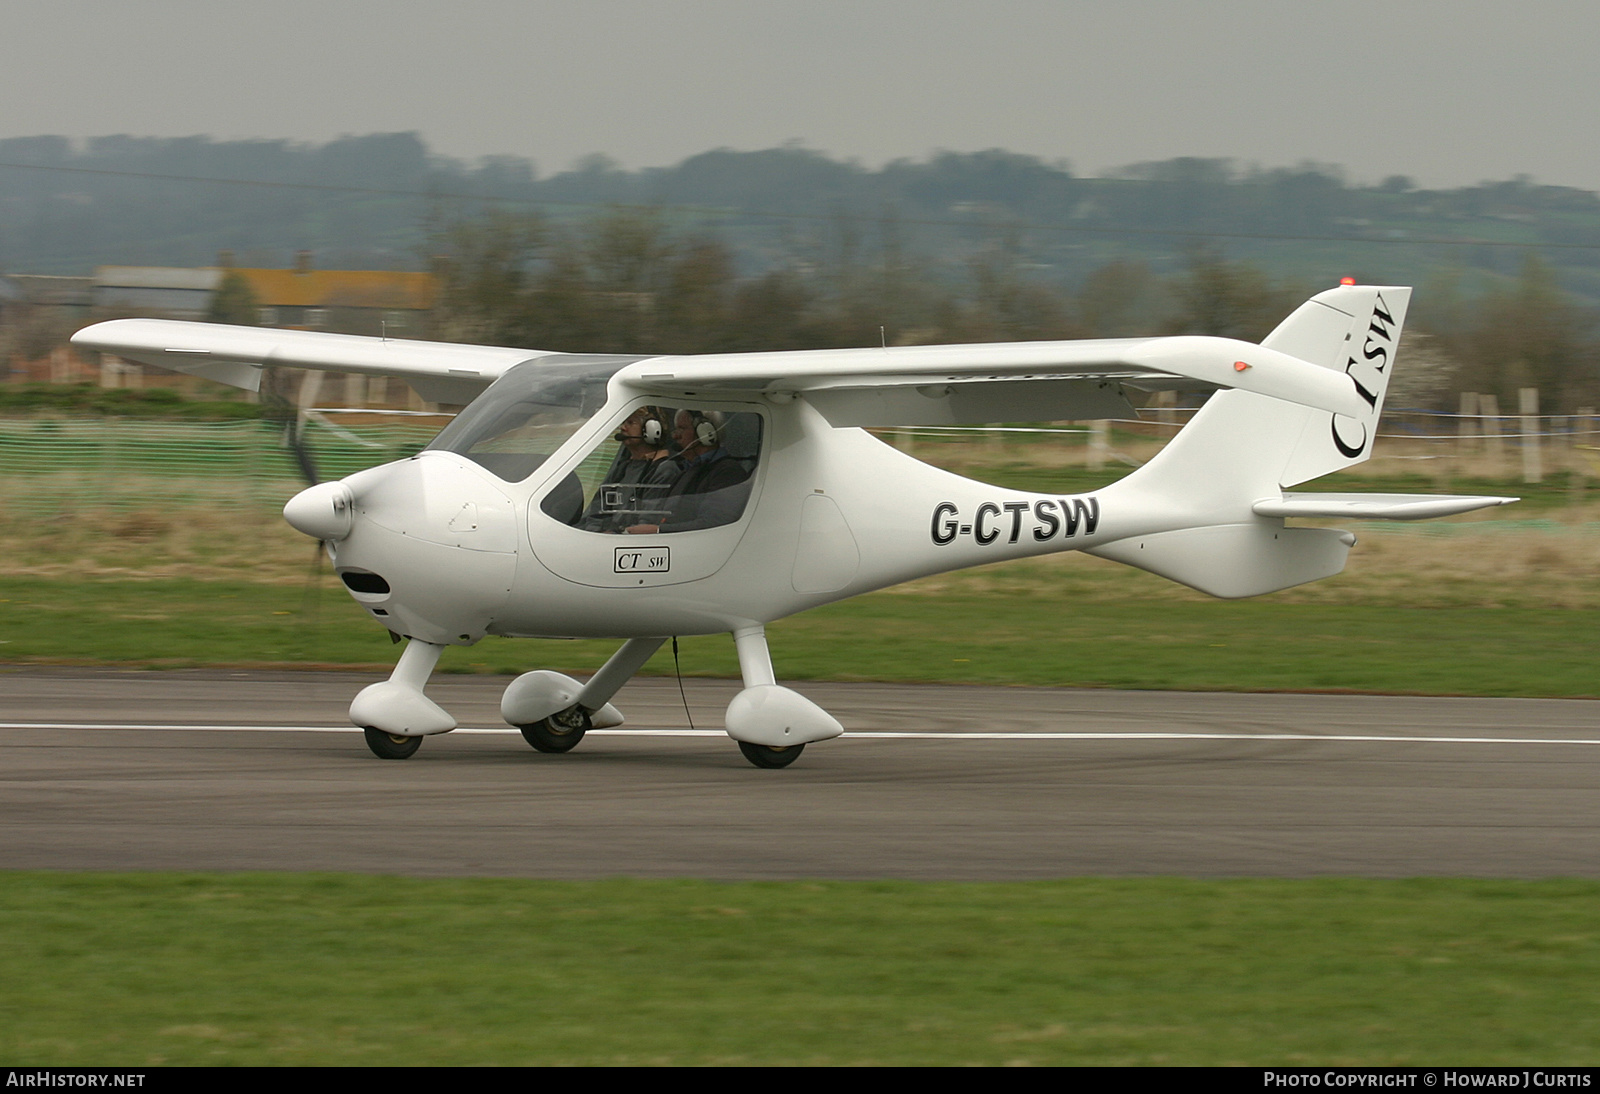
left=3, top=666, right=1599, bottom=879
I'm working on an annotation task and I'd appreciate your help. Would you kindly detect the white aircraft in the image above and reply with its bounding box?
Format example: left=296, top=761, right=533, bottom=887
left=73, top=284, right=1514, bottom=766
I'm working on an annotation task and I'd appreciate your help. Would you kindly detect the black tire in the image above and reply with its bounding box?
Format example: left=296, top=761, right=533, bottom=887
left=738, top=741, right=805, bottom=769
left=363, top=726, right=422, bottom=759
left=519, top=706, right=590, bottom=753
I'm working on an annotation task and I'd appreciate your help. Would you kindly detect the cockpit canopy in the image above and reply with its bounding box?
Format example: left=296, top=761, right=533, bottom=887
left=425, top=354, right=644, bottom=482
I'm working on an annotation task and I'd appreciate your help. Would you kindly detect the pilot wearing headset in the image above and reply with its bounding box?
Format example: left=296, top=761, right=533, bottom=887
left=582, top=405, right=680, bottom=533
left=626, top=408, right=752, bottom=534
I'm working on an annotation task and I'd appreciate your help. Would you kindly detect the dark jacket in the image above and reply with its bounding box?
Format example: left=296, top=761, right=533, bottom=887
left=659, top=450, right=753, bottom=532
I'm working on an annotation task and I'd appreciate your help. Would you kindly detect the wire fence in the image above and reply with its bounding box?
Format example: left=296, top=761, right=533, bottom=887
left=2, top=406, right=1594, bottom=517
left=0, top=417, right=440, bottom=515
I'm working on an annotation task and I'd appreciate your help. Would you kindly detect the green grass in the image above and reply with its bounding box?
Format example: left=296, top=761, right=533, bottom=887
left=3, top=873, right=1597, bottom=1065
left=0, top=384, right=262, bottom=419
left=3, top=575, right=1597, bottom=696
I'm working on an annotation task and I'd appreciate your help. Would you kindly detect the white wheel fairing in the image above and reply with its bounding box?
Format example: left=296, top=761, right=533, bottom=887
left=725, top=685, right=843, bottom=747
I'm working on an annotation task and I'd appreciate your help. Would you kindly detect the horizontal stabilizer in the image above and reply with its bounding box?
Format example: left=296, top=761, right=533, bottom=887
left=1253, top=493, right=1518, bottom=521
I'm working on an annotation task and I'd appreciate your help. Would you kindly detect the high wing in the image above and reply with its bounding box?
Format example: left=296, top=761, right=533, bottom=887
left=71, top=318, right=563, bottom=406
left=616, top=336, right=1371, bottom=426
left=73, top=318, right=1370, bottom=424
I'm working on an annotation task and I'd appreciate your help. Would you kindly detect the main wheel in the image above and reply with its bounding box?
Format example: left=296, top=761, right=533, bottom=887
left=738, top=741, right=805, bottom=769
left=363, top=726, right=422, bottom=759
left=519, top=706, right=590, bottom=753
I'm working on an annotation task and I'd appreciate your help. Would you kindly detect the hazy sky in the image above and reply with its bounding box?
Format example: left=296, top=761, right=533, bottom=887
left=4, top=0, right=1597, bottom=190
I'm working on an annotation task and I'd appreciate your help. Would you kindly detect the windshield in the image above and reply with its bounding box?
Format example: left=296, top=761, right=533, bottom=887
left=425, top=354, right=644, bottom=482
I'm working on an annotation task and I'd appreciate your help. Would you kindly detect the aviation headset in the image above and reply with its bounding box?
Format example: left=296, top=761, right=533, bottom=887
left=616, top=406, right=669, bottom=448
left=687, top=409, right=723, bottom=449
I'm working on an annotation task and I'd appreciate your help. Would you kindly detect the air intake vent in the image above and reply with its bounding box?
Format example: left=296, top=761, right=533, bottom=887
left=340, top=571, right=391, bottom=595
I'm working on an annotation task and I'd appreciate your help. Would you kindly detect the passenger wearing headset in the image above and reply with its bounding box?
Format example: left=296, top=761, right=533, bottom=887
left=581, top=405, right=681, bottom=533
left=626, top=408, right=752, bottom=534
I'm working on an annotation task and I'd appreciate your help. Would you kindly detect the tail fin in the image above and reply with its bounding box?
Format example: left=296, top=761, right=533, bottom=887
left=1085, top=285, right=1411, bottom=598
left=1119, top=284, right=1411, bottom=516
left=1270, top=285, right=1410, bottom=486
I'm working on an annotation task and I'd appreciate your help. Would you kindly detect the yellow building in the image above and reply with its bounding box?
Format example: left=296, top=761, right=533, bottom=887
left=227, top=254, right=437, bottom=338
left=82, top=257, right=440, bottom=403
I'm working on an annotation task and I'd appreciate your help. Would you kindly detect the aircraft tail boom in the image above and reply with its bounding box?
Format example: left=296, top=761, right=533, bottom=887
left=1087, top=284, right=1513, bottom=598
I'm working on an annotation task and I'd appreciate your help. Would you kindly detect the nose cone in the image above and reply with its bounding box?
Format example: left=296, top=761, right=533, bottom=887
left=283, top=481, right=355, bottom=541
left=322, top=453, right=519, bottom=647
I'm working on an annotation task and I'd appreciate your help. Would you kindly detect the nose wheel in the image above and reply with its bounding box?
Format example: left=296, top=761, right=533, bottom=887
left=519, top=706, right=591, bottom=753
left=738, top=741, right=805, bottom=769
left=363, top=726, right=423, bottom=759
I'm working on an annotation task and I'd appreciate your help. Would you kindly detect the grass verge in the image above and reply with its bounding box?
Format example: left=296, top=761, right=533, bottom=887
left=3, top=575, right=1597, bottom=696
left=3, top=873, right=1597, bottom=1066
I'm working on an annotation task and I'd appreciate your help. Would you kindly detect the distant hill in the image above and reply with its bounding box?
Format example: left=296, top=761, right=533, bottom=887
left=3, top=131, right=1599, bottom=303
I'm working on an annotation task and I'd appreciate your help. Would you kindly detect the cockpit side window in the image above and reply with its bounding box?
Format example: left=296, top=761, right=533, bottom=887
left=539, top=406, right=764, bottom=534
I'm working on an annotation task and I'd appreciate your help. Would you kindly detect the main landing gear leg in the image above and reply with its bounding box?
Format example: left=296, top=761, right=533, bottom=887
left=350, top=638, right=455, bottom=759
left=502, top=637, right=665, bottom=754
left=578, top=637, right=667, bottom=713
left=725, top=625, right=842, bottom=769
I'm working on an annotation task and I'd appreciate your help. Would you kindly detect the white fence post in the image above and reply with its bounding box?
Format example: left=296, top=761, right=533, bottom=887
left=1520, top=387, right=1542, bottom=484
left=1458, top=392, right=1478, bottom=461
left=1574, top=407, right=1595, bottom=502
left=1480, top=394, right=1504, bottom=477
left=1088, top=420, right=1108, bottom=470
left=1152, top=390, right=1176, bottom=428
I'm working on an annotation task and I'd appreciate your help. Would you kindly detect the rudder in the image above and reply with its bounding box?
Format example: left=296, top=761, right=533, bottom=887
left=1269, top=285, right=1411, bottom=486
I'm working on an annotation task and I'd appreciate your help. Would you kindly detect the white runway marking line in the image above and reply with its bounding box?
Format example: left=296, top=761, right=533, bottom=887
left=5, top=723, right=1600, bottom=747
